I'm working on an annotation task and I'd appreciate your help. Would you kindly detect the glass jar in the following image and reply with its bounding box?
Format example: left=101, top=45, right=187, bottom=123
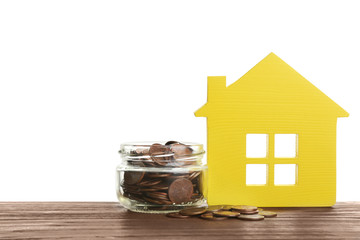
left=116, top=141, right=207, bottom=213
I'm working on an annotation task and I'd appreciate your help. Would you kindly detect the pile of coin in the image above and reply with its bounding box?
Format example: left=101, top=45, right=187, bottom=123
left=121, top=141, right=204, bottom=206
left=166, top=205, right=277, bottom=221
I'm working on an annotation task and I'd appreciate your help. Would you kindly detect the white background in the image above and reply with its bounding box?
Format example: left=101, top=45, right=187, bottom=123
left=0, top=0, right=359, bottom=201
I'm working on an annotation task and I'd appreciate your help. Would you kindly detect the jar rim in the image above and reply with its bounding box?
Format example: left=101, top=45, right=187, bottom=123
left=118, top=141, right=205, bottom=167
left=119, top=141, right=204, bottom=154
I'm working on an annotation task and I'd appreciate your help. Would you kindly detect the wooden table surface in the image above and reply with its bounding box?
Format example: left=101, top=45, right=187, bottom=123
left=0, top=202, right=359, bottom=239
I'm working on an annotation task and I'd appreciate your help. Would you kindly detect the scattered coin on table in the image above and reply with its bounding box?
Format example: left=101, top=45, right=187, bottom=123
left=231, top=205, right=258, bottom=213
left=237, top=214, right=265, bottom=221
left=166, top=205, right=277, bottom=221
left=258, top=210, right=277, bottom=218
left=205, top=205, right=224, bottom=213
left=179, top=207, right=207, bottom=216
left=200, top=212, right=227, bottom=221
left=166, top=212, right=191, bottom=219
left=213, top=210, right=240, bottom=218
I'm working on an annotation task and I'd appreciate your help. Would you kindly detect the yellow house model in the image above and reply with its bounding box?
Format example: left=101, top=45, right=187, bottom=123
left=195, top=53, right=348, bottom=207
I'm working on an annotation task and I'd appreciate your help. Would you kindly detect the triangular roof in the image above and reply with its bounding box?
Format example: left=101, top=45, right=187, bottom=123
left=195, top=53, right=349, bottom=118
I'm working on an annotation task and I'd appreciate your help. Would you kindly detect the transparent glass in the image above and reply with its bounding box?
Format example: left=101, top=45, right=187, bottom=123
left=116, top=141, right=207, bottom=213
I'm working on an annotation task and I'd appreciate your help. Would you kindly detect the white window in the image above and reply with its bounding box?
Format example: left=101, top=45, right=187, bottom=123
left=245, top=133, right=298, bottom=186
left=274, top=134, right=297, bottom=158
left=274, top=164, right=297, bottom=185
left=246, top=164, right=267, bottom=185
left=246, top=134, right=268, bottom=158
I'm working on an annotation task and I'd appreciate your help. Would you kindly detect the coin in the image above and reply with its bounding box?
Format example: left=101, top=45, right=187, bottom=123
left=138, top=179, right=162, bottom=187
left=179, top=207, right=207, bottom=216
left=200, top=212, right=227, bottom=221
left=124, top=170, right=145, bottom=185
left=240, top=210, right=259, bottom=215
left=237, top=214, right=264, bottom=221
left=166, top=212, right=190, bottom=219
left=149, top=143, right=167, bottom=155
left=147, top=173, right=172, bottom=178
left=213, top=211, right=240, bottom=218
left=165, top=141, right=180, bottom=146
left=149, top=143, right=169, bottom=166
left=206, top=205, right=224, bottom=213
left=146, top=192, right=169, bottom=200
left=168, top=178, right=194, bottom=204
left=231, top=205, right=258, bottom=213
left=188, top=171, right=201, bottom=181
left=221, top=205, right=234, bottom=210
left=150, top=152, right=169, bottom=166
left=258, top=211, right=277, bottom=218
left=147, top=184, right=169, bottom=191
left=121, top=141, right=204, bottom=207
left=170, top=143, right=193, bottom=160
left=143, top=196, right=164, bottom=205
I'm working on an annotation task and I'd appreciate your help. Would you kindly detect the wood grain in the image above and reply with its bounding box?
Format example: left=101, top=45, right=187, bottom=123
left=0, top=202, right=359, bottom=239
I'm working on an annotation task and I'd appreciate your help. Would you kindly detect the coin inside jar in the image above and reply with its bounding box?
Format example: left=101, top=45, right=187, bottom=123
left=168, top=178, right=194, bottom=204
left=170, top=143, right=193, bottom=160
left=123, top=163, right=145, bottom=185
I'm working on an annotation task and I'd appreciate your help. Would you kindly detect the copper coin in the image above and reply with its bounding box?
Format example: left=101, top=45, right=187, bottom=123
left=166, top=212, right=190, bottom=218
left=240, top=210, right=259, bottom=215
left=124, top=170, right=145, bottom=185
left=221, top=205, right=234, bottom=210
left=147, top=172, right=172, bottom=178
left=150, top=152, right=169, bottom=166
left=149, top=143, right=167, bottom=154
left=200, top=212, right=227, bottom=221
left=188, top=171, right=201, bottom=181
left=213, top=211, right=240, bottom=218
left=179, top=207, right=207, bottom=216
left=138, top=179, right=162, bottom=187
left=258, top=211, right=277, bottom=218
left=158, top=200, right=173, bottom=205
left=231, top=205, right=258, bottom=213
left=123, top=186, right=141, bottom=194
left=141, top=148, right=149, bottom=155
left=149, top=143, right=168, bottom=166
left=206, top=205, right=224, bottom=213
left=168, top=178, right=193, bottom=204
left=167, top=174, right=190, bottom=181
left=170, top=143, right=193, bottom=160
left=149, top=184, right=169, bottom=191
left=237, top=214, right=264, bottom=221
left=143, top=196, right=163, bottom=205
left=165, top=141, right=180, bottom=146
left=146, top=192, right=169, bottom=200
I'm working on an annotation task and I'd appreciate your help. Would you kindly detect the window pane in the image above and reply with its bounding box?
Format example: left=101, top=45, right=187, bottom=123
left=274, top=134, right=297, bottom=158
left=246, top=164, right=267, bottom=185
left=274, top=164, right=297, bottom=185
left=246, top=134, right=268, bottom=158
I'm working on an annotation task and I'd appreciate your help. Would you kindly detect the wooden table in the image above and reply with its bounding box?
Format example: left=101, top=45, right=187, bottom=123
left=0, top=202, right=359, bottom=239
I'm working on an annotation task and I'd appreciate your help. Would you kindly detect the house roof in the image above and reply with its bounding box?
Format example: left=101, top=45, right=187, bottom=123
left=195, top=53, right=349, bottom=118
